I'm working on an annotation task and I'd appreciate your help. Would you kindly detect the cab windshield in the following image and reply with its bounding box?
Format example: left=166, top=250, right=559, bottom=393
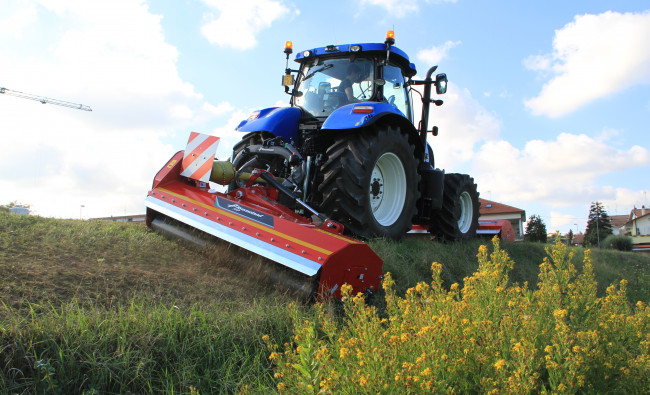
left=294, top=58, right=374, bottom=117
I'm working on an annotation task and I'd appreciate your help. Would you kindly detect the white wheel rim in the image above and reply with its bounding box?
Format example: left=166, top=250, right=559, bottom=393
left=369, top=152, right=406, bottom=226
left=458, top=191, right=473, bottom=233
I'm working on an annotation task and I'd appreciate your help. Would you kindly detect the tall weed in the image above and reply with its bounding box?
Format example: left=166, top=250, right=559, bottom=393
left=266, top=238, right=650, bottom=393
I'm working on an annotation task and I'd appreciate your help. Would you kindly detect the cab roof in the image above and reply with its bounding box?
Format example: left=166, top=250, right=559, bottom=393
left=294, top=43, right=417, bottom=78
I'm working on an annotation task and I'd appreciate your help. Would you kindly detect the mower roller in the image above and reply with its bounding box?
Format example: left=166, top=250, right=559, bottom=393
left=145, top=133, right=383, bottom=300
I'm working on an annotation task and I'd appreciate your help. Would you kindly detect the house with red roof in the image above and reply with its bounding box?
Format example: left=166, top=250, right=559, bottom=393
left=610, top=214, right=631, bottom=236
left=624, top=206, right=650, bottom=235
left=623, top=206, right=650, bottom=252
left=479, top=198, right=526, bottom=241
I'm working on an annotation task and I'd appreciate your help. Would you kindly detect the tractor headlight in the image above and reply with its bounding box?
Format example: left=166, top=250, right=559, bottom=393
left=350, top=45, right=362, bottom=52
left=302, top=50, right=312, bottom=58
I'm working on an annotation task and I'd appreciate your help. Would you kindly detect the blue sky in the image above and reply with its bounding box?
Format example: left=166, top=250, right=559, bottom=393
left=1, top=0, right=649, bottom=235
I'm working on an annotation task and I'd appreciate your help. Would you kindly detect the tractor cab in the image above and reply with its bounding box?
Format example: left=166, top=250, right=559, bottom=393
left=283, top=38, right=419, bottom=121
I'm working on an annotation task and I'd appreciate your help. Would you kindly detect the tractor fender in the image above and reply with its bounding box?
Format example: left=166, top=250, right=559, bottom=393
left=235, top=107, right=301, bottom=142
left=322, top=103, right=424, bottom=161
left=321, top=102, right=405, bottom=130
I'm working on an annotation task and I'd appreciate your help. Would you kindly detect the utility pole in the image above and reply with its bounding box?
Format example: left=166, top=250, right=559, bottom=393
left=596, top=207, right=600, bottom=248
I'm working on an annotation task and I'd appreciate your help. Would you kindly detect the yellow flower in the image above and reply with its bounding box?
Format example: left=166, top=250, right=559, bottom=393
left=262, top=334, right=270, bottom=342
left=277, top=382, right=286, bottom=391
left=494, top=359, right=507, bottom=371
left=339, top=347, right=349, bottom=359
left=316, top=347, right=328, bottom=361
left=553, top=309, right=568, bottom=319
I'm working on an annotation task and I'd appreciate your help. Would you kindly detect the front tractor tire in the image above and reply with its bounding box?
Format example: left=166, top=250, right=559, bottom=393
left=317, top=125, right=419, bottom=240
left=431, top=173, right=480, bottom=241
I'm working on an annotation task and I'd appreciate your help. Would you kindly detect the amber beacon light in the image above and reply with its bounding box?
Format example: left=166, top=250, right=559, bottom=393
left=385, top=30, right=395, bottom=45
left=284, top=41, right=293, bottom=54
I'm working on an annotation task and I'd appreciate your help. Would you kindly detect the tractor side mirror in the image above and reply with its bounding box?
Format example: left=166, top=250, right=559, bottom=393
left=435, top=73, right=447, bottom=94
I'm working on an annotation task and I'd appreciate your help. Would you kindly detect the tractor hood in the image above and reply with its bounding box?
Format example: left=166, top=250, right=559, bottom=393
left=236, top=107, right=302, bottom=141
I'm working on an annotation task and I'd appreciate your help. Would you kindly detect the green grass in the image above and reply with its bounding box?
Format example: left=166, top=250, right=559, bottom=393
left=371, top=237, right=650, bottom=303
left=2, top=298, right=294, bottom=393
left=1, top=211, right=649, bottom=393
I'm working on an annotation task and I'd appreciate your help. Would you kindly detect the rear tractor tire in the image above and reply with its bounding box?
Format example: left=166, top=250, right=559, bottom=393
left=316, top=125, right=419, bottom=240
left=431, top=173, right=480, bottom=241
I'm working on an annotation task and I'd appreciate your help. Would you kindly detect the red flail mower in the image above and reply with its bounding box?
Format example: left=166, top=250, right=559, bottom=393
left=145, top=133, right=383, bottom=300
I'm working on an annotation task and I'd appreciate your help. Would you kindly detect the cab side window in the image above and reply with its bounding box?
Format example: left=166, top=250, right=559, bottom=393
left=382, top=65, right=411, bottom=121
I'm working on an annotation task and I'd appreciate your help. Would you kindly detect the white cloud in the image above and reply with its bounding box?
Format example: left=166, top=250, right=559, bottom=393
left=203, top=101, right=235, bottom=117
left=525, top=10, right=650, bottom=117
left=411, top=82, right=501, bottom=170
left=522, top=54, right=552, bottom=73
left=200, top=0, right=293, bottom=50
left=0, top=1, right=232, bottom=219
left=471, top=133, right=650, bottom=207
left=212, top=109, right=249, bottom=160
left=0, top=2, right=37, bottom=39
left=359, top=0, right=457, bottom=18
left=549, top=211, right=579, bottom=232
left=417, top=41, right=461, bottom=65
left=601, top=188, right=650, bottom=215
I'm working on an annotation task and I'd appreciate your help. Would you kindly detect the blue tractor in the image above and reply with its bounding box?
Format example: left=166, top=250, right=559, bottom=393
left=230, top=32, right=480, bottom=241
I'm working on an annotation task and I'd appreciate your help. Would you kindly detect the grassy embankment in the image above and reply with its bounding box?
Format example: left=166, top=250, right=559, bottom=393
left=1, top=212, right=648, bottom=393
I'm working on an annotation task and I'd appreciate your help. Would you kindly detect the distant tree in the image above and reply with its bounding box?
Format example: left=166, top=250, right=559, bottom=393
left=584, top=202, right=613, bottom=247
left=566, top=229, right=574, bottom=246
left=525, top=215, right=547, bottom=243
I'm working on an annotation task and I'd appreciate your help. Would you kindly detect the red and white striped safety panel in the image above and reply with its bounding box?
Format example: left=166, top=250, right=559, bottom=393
left=180, top=132, right=220, bottom=182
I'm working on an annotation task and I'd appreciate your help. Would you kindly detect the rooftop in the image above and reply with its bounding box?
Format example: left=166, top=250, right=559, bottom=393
left=479, top=198, right=525, bottom=215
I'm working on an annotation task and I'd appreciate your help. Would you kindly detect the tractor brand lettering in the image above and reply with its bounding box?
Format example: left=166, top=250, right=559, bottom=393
left=215, top=196, right=274, bottom=228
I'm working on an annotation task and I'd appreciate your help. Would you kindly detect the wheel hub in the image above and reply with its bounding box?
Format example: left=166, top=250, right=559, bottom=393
left=370, top=177, right=383, bottom=199
left=369, top=152, right=406, bottom=226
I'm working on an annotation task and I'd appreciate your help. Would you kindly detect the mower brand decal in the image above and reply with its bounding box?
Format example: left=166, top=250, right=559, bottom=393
left=167, top=159, right=178, bottom=168
left=180, top=132, right=220, bottom=182
left=215, top=196, right=274, bottom=228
